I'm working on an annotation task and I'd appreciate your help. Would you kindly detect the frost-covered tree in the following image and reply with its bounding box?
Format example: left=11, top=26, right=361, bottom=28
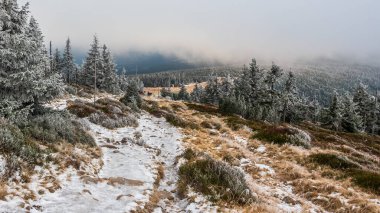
left=61, top=38, right=75, bottom=84
left=353, top=84, right=378, bottom=133
left=234, top=65, right=251, bottom=103
left=341, top=92, right=362, bottom=133
left=101, top=44, right=119, bottom=93
left=0, top=0, right=63, bottom=121
left=160, top=87, right=172, bottom=98
left=177, top=84, right=189, bottom=101
left=220, top=74, right=234, bottom=98
left=82, top=35, right=104, bottom=88
left=190, top=83, right=204, bottom=103
left=281, top=72, right=298, bottom=123
left=204, top=76, right=220, bottom=105
left=52, top=48, right=63, bottom=74
left=247, top=59, right=263, bottom=107
left=118, top=67, right=129, bottom=92
left=120, top=80, right=142, bottom=111
left=326, top=91, right=342, bottom=131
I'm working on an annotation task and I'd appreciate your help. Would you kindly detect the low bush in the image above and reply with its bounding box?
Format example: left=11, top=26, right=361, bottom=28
left=185, top=103, right=219, bottom=115
left=309, top=153, right=360, bottom=170
left=224, top=116, right=265, bottom=132
left=178, top=155, right=253, bottom=205
left=349, top=170, right=380, bottom=194
left=22, top=110, right=95, bottom=146
left=0, top=119, right=42, bottom=165
left=164, top=113, right=199, bottom=130
left=200, top=120, right=222, bottom=130
left=67, top=101, right=98, bottom=118
left=68, top=99, right=138, bottom=129
left=182, top=148, right=196, bottom=160
left=309, top=153, right=380, bottom=194
left=253, top=125, right=311, bottom=148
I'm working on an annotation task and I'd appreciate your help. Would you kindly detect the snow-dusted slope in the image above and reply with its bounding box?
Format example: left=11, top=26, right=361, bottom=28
left=24, top=113, right=183, bottom=212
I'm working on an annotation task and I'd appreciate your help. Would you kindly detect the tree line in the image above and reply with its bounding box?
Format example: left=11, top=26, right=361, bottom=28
left=162, top=59, right=380, bottom=135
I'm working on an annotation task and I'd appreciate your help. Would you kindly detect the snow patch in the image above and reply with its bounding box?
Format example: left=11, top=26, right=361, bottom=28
left=0, top=155, right=6, bottom=177
left=256, top=145, right=266, bottom=153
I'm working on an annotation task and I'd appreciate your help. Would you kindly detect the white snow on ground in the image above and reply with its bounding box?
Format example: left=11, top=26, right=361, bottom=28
left=256, top=145, right=266, bottom=153
left=235, top=136, right=248, bottom=147
left=1, top=96, right=223, bottom=212
left=255, top=163, right=276, bottom=176
left=22, top=113, right=184, bottom=213
left=0, top=155, right=6, bottom=177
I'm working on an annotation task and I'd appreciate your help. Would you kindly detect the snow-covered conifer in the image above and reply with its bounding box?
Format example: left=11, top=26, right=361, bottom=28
left=101, top=44, right=119, bottom=93
left=341, top=92, right=362, bottom=133
left=82, top=35, right=104, bottom=88
left=62, top=38, right=75, bottom=84
left=0, top=1, right=63, bottom=121
left=178, top=84, right=189, bottom=101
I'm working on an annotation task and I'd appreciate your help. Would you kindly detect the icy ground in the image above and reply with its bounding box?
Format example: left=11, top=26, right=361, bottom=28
left=21, top=113, right=185, bottom=213
left=0, top=96, right=221, bottom=212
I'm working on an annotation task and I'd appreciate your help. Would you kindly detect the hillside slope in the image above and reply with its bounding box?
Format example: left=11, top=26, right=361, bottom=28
left=0, top=93, right=379, bottom=212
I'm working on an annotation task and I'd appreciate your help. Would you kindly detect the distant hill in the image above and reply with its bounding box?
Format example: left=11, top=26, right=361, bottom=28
left=114, top=51, right=222, bottom=74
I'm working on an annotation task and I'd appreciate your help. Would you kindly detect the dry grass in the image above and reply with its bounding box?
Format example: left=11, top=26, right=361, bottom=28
left=143, top=97, right=380, bottom=212
left=0, top=184, right=8, bottom=201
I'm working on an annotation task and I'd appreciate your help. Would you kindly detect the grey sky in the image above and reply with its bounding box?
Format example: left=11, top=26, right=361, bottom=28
left=20, top=0, right=380, bottom=64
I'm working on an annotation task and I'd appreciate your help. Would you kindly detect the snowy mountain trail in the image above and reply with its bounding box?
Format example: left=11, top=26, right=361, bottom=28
left=24, top=112, right=187, bottom=213
left=0, top=95, right=211, bottom=212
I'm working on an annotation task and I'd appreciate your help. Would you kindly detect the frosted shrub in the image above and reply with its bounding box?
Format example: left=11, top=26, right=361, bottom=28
left=178, top=152, right=254, bottom=204
left=89, top=112, right=138, bottom=129
left=69, top=98, right=138, bottom=129
left=23, top=110, right=95, bottom=146
left=287, top=126, right=312, bottom=148
left=0, top=119, right=41, bottom=168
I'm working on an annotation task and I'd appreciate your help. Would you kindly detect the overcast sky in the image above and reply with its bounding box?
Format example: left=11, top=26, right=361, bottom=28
left=20, top=0, right=380, bottom=64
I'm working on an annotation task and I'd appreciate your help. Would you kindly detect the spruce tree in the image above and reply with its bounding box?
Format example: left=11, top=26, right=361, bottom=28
left=190, top=83, right=204, bottom=103
left=52, top=48, right=62, bottom=74
left=204, top=76, right=220, bottom=105
left=120, top=80, right=142, bottom=111
left=0, top=0, right=63, bottom=121
left=118, top=67, right=129, bottom=92
left=101, top=44, right=118, bottom=93
left=341, top=92, right=362, bottom=133
left=327, top=91, right=342, bottom=131
left=281, top=72, right=298, bottom=122
left=82, top=35, right=104, bottom=88
left=178, top=84, right=189, bottom=101
left=62, top=38, right=75, bottom=84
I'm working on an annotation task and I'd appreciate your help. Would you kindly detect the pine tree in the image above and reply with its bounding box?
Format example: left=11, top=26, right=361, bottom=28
left=118, top=67, right=129, bottom=92
left=82, top=35, right=103, bottom=88
left=101, top=44, right=118, bottom=93
left=0, top=1, right=63, bottom=121
left=190, top=83, right=204, bottom=103
left=120, top=80, right=142, bottom=111
left=62, top=38, right=75, bottom=84
left=52, top=48, right=62, bottom=74
left=220, top=74, right=234, bottom=98
left=160, top=87, right=172, bottom=98
left=341, top=92, right=362, bottom=133
left=281, top=72, right=298, bottom=122
left=204, top=76, right=220, bottom=105
left=247, top=59, right=263, bottom=107
left=326, top=91, right=342, bottom=131
left=178, top=84, right=189, bottom=101
left=353, top=83, right=377, bottom=133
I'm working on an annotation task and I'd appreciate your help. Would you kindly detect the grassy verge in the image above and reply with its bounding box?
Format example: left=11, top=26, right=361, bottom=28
left=309, top=152, right=380, bottom=194
left=0, top=109, right=95, bottom=179
left=178, top=149, right=254, bottom=205
left=68, top=98, right=138, bottom=129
